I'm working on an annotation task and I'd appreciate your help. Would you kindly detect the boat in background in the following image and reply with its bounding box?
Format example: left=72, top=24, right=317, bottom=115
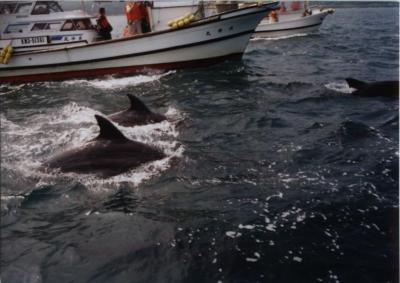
left=0, top=2, right=279, bottom=84
left=254, top=1, right=334, bottom=38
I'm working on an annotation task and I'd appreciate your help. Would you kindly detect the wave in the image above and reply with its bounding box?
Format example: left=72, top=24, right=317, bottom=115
left=324, top=81, right=355, bottom=94
left=251, top=33, right=309, bottom=42
left=1, top=101, right=184, bottom=197
left=0, top=84, right=25, bottom=96
left=61, top=71, right=175, bottom=90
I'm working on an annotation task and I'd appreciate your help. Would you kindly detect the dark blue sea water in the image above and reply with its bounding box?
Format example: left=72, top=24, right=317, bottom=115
left=1, top=5, right=399, bottom=283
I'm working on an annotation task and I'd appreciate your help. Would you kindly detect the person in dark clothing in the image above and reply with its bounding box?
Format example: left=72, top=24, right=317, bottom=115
left=97, top=7, right=112, bottom=40
left=141, top=2, right=151, bottom=33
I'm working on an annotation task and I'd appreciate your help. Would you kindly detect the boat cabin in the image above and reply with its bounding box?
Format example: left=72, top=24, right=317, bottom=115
left=0, top=1, right=63, bottom=16
left=4, top=18, right=93, bottom=34
left=0, top=2, right=99, bottom=53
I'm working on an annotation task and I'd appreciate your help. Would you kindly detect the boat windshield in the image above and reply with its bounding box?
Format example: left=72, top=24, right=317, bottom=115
left=0, top=2, right=18, bottom=14
left=32, top=1, right=63, bottom=14
left=0, top=1, right=63, bottom=15
left=61, top=19, right=93, bottom=31
left=15, top=2, right=32, bottom=14
left=0, top=2, right=32, bottom=14
left=31, top=22, right=63, bottom=31
left=74, top=19, right=92, bottom=30
left=4, top=23, right=30, bottom=34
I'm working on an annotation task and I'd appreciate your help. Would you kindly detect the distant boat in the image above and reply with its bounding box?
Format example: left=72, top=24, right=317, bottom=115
left=253, top=1, right=334, bottom=38
left=0, top=2, right=279, bottom=83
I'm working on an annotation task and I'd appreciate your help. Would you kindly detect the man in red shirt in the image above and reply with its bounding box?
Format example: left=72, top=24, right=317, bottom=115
left=290, top=1, right=301, bottom=11
left=125, top=1, right=144, bottom=36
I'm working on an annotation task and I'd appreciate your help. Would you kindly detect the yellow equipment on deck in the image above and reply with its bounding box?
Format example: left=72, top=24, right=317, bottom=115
left=168, top=13, right=195, bottom=29
left=0, top=44, right=14, bottom=65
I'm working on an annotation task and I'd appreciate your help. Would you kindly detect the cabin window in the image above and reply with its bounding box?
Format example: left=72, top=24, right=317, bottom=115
left=61, top=20, right=75, bottom=31
left=47, top=22, right=62, bottom=31
left=30, top=22, right=62, bottom=31
left=5, top=23, right=30, bottom=34
left=32, top=2, right=50, bottom=14
left=15, top=3, right=32, bottom=14
left=47, top=1, right=63, bottom=12
left=74, top=19, right=92, bottom=30
left=31, top=23, right=48, bottom=31
left=0, top=3, right=17, bottom=14
left=32, top=1, right=63, bottom=15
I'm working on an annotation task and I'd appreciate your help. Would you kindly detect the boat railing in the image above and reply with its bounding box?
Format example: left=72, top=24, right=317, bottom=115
left=308, top=5, right=334, bottom=13
left=307, top=5, right=323, bottom=11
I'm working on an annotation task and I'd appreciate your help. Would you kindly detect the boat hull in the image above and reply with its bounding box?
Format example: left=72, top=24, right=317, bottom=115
left=0, top=39, right=91, bottom=55
left=0, top=4, right=277, bottom=83
left=254, top=9, right=332, bottom=38
left=1, top=41, right=246, bottom=83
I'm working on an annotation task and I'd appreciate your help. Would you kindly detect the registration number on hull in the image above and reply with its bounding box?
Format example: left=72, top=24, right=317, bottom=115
left=20, top=36, right=48, bottom=45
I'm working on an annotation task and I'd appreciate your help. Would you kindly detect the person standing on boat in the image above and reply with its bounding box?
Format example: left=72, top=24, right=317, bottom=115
left=141, top=2, right=151, bottom=33
left=269, top=10, right=279, bottom=23
left=302, top=1, right=312, bottom=17
left=125, top=1, right=144, bottom=36
left=97, top=7, right=113, bottom=40
left=279, top=2, right=287, bottom=13
left=290, top=1, right=301, bottom=11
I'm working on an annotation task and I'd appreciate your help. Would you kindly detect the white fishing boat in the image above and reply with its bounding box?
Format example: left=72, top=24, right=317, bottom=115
left=254, top=1, right=334, bottom=38
left=0, top=2, right=279, bottom=84
left=0, top=1, right=100, bottom=53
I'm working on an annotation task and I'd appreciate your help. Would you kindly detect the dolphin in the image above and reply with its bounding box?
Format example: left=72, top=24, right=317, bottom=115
left=42, top=115, right=165, bottom=178
left=346, top=78, right=399, bottom=97
left=108, top=94, right=166, bottom=127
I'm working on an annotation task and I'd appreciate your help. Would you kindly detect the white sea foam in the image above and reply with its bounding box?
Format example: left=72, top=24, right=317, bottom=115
left=293, top=256, right=303, bottom=262
left=51, top=103, right=100, bottom=125
left=245, top=257, right=259, bottom=263
left=0, top=85, right=24, bottom=96
left=225, top=231, right=242, bottom=238
left=324, top=81, right=356, bottom=94
left=62, top=154, right=178, bottom=191
left=238, top=224, right=256, bottom=230
left=62, top=71, right=175, bottom=90
left=251, top=33, right=309, bottom=41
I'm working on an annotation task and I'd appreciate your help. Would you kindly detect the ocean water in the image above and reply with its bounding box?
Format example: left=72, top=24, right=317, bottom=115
left=1, top=5, right=399, bottom=283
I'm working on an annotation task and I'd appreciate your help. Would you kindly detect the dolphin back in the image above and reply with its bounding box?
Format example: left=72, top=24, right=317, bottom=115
left=128, top=94, right=151, bottom=113
left=95, top=115, right=128, bottom=140
left=346, top=78, right=399, bottom=97
left=346, top=78, right=367, bottom=90
left=42, top=114, right=166, bottom=177
left=108, top=94, right=167, bottom=127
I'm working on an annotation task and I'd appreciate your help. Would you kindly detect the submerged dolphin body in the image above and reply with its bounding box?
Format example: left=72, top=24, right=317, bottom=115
left=108, top=94, right=166, bottom=127
left=346, top=78, right=399, bottom=97
left=42, top=115, right=165, bottom=178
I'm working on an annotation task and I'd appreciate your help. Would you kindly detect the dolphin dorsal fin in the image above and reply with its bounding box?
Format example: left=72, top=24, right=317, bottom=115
left=346, top=78, right=368, bottom=90
left=95, top=115, right=128, bottom=140
left=127, top=94, right=151, bottom=113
